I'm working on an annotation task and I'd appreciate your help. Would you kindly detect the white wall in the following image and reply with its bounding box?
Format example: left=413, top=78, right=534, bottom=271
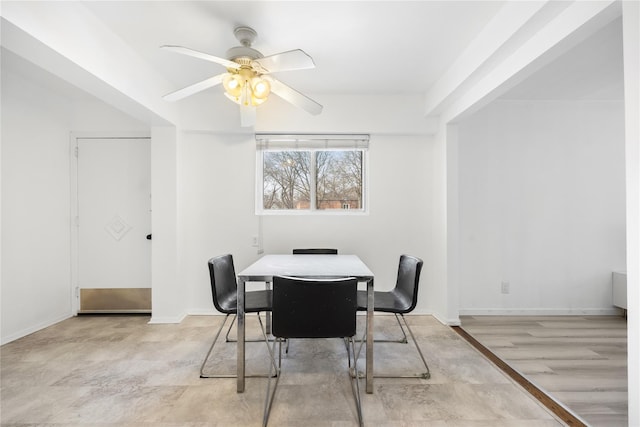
left=1, top=62, right=74, bottom=343
left=179, top=132, right=436, bottom=314
left=622, top=2, right=640, bottom=423
left=457, top=100, right=626, bottom=314
left=422, top=125, right=457, bottom=324
left=149, top=126, right=181, bottom=323
left=1, top=59, right=147, bottom=344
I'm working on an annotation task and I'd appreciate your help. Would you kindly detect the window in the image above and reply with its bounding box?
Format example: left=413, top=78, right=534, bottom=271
left=256, top=134, right=369, bottom=214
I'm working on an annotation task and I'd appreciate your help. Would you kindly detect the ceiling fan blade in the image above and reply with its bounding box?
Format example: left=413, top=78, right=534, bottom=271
left=268, top=78, right=323, bottom=115
left=161, top=45, right=239, bottom=70
left=254, top=49, right=315, bottom=73
left=163, top=74, right=225, bottom=102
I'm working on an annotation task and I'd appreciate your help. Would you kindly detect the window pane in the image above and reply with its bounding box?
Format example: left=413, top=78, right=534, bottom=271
left=263, top=151, right=311, bottom=210
left=316, top=150, right=363, bottom=210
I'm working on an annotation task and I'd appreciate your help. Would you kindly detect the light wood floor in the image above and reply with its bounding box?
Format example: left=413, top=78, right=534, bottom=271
left=460, top=315, right=628, bottom=427
left=1, top=314, right=567, bottom=426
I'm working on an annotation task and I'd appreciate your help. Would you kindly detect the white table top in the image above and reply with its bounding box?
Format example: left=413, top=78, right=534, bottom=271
left=237, top=254, right=374, bottom=280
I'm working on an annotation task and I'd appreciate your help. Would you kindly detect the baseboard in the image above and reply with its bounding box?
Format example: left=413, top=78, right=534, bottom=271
left=148, top=312, right=187, bottom=324
left=431, top=312, right=462, bottom=326
left=388, top=309, right=462, bottom=326
left=1, top=312, right=73, bottom=345
left=458, top=308, right=621, bottom=316
left=187, top=309, right=220, bottom=316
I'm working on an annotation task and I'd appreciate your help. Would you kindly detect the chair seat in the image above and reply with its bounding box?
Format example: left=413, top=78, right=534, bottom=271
left=219, top=289, right=272, bottom=314
left=356, top=290, right=411, bottom=313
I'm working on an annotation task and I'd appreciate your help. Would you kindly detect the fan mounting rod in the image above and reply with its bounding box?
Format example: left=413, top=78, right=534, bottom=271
left=226, top=26, right=262, bottom=62
left=234, top=26, right=257, bottom=47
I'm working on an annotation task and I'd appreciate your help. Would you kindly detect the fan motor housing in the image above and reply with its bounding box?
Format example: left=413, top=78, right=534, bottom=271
left=226, top=46, right=263, bottom=62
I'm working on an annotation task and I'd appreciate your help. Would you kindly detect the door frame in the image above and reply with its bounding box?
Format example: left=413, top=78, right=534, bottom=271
left=69, top=132, right=151, bottom=315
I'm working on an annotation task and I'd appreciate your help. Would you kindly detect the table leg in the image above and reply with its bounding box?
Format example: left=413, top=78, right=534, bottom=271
left=366, top=278, right=374, bottom=393
left=237, top=277, right=246, bottom=393
left=265, top=281, right=272, bottom=335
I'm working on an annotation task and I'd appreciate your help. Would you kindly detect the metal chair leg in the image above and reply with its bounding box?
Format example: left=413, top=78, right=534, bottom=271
left=391, top=313, right=409, bottom=343
left=200, top=314, right=232, bottom=378
left=227, top=281, right=273, bottom=343
left=371, top=314, right=408, bottom=343
left=264, top=336, right=363, bottom=427
left=200, top=313, right=276, bottom=378
left=375, top=314, right=430, bottom=379
left=402, top=314, right=430, bottom=378
left=263, top=338, right=282, bottom=427
left=224, top=313, right=276, bottom=343
left=354, top=314, right=430, bottom=380
left=347, top=336, right=364, bottom=427
left=224, top=313, right=237, bottom=342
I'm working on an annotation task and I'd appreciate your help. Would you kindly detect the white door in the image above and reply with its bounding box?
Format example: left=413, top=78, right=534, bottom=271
left=76, top=137, right=151, bottom=312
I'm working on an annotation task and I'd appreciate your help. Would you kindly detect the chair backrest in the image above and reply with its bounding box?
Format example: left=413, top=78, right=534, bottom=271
left=207, top=254, right=238, bottom=314
left=392, top=255, right=424, bottom=314
left=292, top=248, right=338, bottom=255
left=272, top=276, right=357, bottom=339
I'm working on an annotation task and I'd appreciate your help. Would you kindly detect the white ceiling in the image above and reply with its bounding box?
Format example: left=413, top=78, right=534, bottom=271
left=81, top=1, right=506, bottom=96
left=2, top=1, right=625, bottom=112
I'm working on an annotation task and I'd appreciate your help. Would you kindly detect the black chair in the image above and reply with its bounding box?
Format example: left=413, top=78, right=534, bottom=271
left=289, top=248, right=339, bottom=348
left=289, top=249, right=338, bottom=351
left=292, top=248, right=338, bottom=254
left=263, top=276, right=363, bottom=427
left=200, top=254, right=273, bottom=378
left=356, top=254, right=430, bottom=379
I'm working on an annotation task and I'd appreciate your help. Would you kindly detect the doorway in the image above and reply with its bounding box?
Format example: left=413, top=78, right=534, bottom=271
left=71, top=136, right=151, bottom=313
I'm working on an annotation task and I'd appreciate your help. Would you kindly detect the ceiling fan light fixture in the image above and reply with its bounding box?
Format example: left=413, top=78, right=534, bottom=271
left=223, top=67, right=271, bottom=107
left=223, top=73, right=243, bottom=97
left=251, top=77, right=271, bottom=99
left=223, top=85, right=268, bottom=107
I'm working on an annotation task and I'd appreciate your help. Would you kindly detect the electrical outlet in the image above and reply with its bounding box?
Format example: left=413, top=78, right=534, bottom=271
left=251, top=235, right=259, bottom=247
left=501, top=281, right=510, bottom=294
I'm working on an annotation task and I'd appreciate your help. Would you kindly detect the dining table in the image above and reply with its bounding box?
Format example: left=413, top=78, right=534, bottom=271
left=236, top=254, right=375, bottom=393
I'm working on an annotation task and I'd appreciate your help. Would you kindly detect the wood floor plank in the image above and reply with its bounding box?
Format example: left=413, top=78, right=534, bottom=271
left=460, top=315, right=628, bottom=427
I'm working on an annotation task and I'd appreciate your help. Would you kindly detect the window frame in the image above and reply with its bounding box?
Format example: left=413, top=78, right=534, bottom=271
left=255, top=134, right=369, bottom=216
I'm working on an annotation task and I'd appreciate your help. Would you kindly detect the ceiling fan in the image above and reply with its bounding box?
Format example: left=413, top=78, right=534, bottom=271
left=161, top=26, right=323, bottom=127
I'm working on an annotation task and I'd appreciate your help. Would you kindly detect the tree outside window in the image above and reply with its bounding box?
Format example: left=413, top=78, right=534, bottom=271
left=263, top=151, right=310, bottom=209
left=262, top=150, right=364, bottom=211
